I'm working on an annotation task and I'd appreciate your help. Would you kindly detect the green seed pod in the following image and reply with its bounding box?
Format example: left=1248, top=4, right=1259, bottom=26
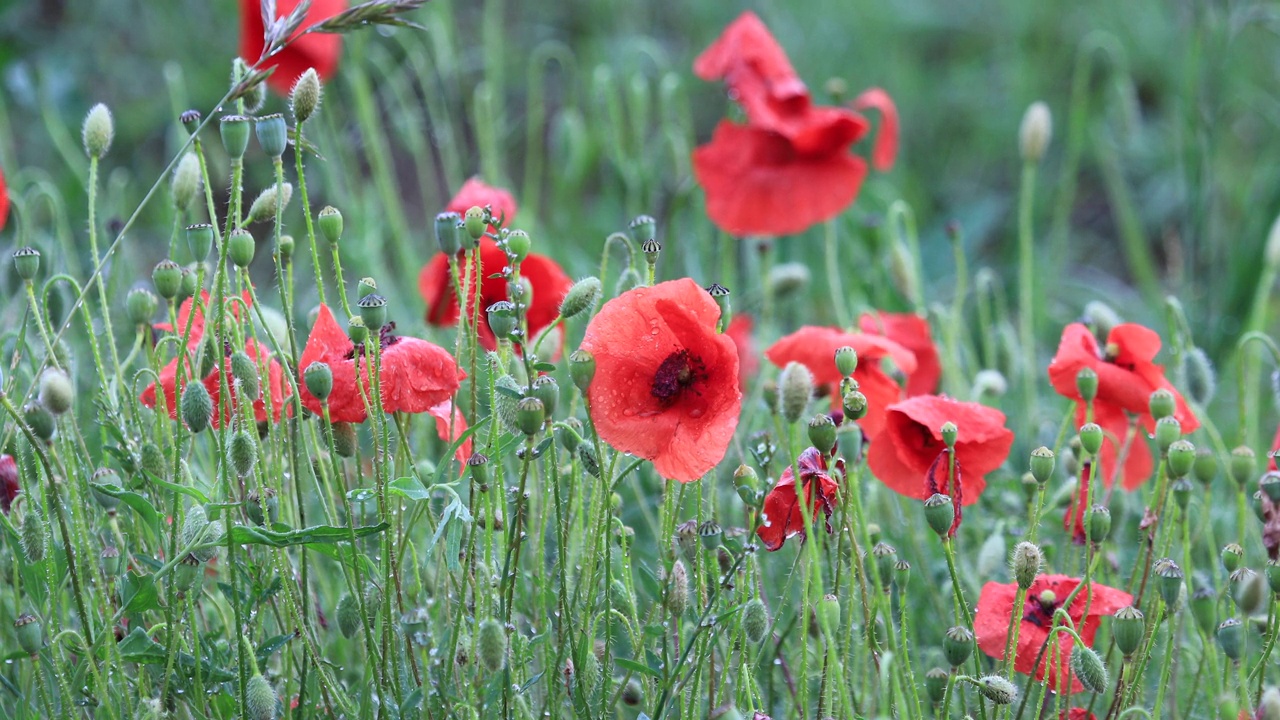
left=817, top=593, right=841, bottom=634
left=778, top=362, right=813, bottom=424
left=872, top=543, right=897, bottom=588
left=1230, top=447, right=1257, bottom=488
left=486, top=300, right=518, bottom=341
left=641, top=239, right=661, bottom=268
left=23, top=402, right=55, bottom=442
left=291, top=68, right=322, bottom=122
left=833, top=346, right=858, bottom=377
left=152, top=259, right=182, bottom=300
left=698, top=520, right=722, bottom=550
left=943, top=626, right=974, bottom=668
left=1113, top=605, right=1144, bottom=658
left=667, top=560, right=689, bottom=617
left=1070, top=645, right=1108, bottom=694
left=318, top=206, right=343, bottom=245
left=174, top=553, right=202, bottom=594
left=355, top=278, right=378, bottom=303
left=355, top=294, right=386, bottom=333
left=940, top=421, right=958, bottom=449
left=345, top=317, right=368, bottom=347
left=1029, top=446, right=1055, bottom=484
left=560, top=277, right=602, bottom=319
left=331, top=421, right=357, bottom=458
left=531, top=376, right=559, bottom=418
left=246, top=673, right=278, bottom=720
left=247, top=183, right=293, bottom=225
left=1167, top=439, right=1196, bottom=478
left=13, top=614, right=42, bottom=655
left=629, top=214, right=656, bottom=243
left=1149, top=388, right=1176, bottom=421
left=807, top=414, right=836, bottom=453
left=1194, top=449, right=1219, bottom=486
left=1012, top=541, right=1042, bottom=590
left=515, top=397, right=545, bottom=436
left=464, top=206, right=487, bottom=241
left=13, top=247, right=40, bottom=282
left=82, top=103, right=114, bottom=159
left=924, top=493, right=954, bottom=537
left=304, top=362, right=333, bottom=402
left=1263, top=472, right=1280, bottom=503
left=1155, top=559, right=1183, bottom=607
left=477, top=618, right=507, bottom=673
left=126, top=287, right=159, bottom=326
left=178, top=265, right=198, bottom=301
left=925, top=668, right=950, bottom=704
left=228, top=228, right=256, bottom=269
left=336, top=593, right=360, bottom=639
left=742, top=598, right=769, bottom=643
left=37, top=368, right=73, bottom=416
left=1154, top=417, right=1181, bottom=454
left=569, top=350, right=596, bottom=394
left=1076, top=367, right=1099, bottom=402
left=977, top=675, right=1017, bottom=705
left=99, top=545, right=121, bottom=576
left=180, top=382, right=213, bottom=433
left=1087, top=505, right=1112, bottom=544
left=1191, top=587, right=1217, bottom=637
left=220, top=114, right=252, bottom=160
left=277, top=234, right=295, bottom=261
left=230, top=431, right=257, bottom=478
left=429, top=211, right=461, bottom=255
left=504, top=229, right=532, bottom=263
left=1218, top=618, right=1246, bottom=661
left=255, top=113, right=288, bottom=158
left=1223, top=543, right=1245, bottom=573
left=705, top=283, right=731, bottom=329
left=466, top=452, right=491, bottom=492
left=1078, top=423, right=1103, bottom=456
left=1171, top=478, right=1194, bottom=511
left=1267, top=560, right=1280, bottom=595
left=21, top=507, right=46, bottom=562
left=1234, top=568, right=1267, bottom=616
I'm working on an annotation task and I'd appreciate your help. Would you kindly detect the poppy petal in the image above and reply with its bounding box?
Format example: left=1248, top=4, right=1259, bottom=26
left=850, top=87, right=899, bottom=171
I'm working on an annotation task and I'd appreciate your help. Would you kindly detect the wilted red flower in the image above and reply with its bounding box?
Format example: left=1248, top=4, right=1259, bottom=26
left=240, top=0, right=345, bottom=95
left=757, top=447, right=841, bottom=551
left=297, top=304, right=465, bottom=423
left=692, top=12, right=897, bottom=237
left=428, top=400, right=471, bottom=463
left=1048, top=323, right=1198, bottom=490
left=725, top=315, right=759, bottom=389
left=418, top=181, right=571, bottom=354
left=0, top=455, right=18, bottom=513
left=581, top=279, right=741, bottom=482
left=764, top=326, right=916, bottom=437
left=140, top=293, right=289, bottom=427
left=866, top=395, right=1013, bottom=505
left=859, top=311, right=940, bottom=396
left=975, top=575, right=1131, bottom=693
left=0, top=165, right=9, bottom=232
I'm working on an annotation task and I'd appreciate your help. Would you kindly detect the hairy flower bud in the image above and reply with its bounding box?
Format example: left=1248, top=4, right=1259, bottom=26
left=21, top=507, right=46, bottom=562
left=230, top=431, right=257, bottom=478
left=561, top=277, right=601, bottom=319
left=667, top=560, right=689, bottom=617
left=978, top=675, right=1018, bottom=705
left=246, top=674, right=277, bottom=720
left=1012, top=542, right=1042, bottom=590
left=742, top=598, right=769, bottom=643
left=1018, top=101, right=1051, bottom=163
left=181, top=381, right=213, bottom=433
left=1071, top=645, right=1108, bottom=694
left=1179, top=346, right=1216, bottom=406
left=778, top=362, right=813, bottom=424
left=247, top=183, right=293, bottom=224
left=629, top=214, right=656, bottom=243
left=478, top=618, right=507, bottom=673
left=171, top=153, right=203, bottom=211
left=337, top=593, right=360, bottom=639
left=82, top=103, right=114, bottom=159
left=37, top=368, right=73, bottom=416
left=291, top=68, right=322, bottom=122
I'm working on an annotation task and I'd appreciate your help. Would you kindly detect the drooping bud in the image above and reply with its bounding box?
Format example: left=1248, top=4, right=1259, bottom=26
left=560, top=277, right=601, bottom=319
left=923, top=494, right=954, bottom=537
left=37, top=368, right=73, bottom=415
left=1167, top=439, right=1196, bottom=478
left=1018, top=101, right=1051, bottom=163
left=230, top=431, right=257, bottom=477
left=226, top=352, right=259, bottom=404
left=478, top=618, right=507, bottom=672
left=171, top=153, right=203, bottom=211
left=23, top=403, right=55, bottom=442
left=13, top=247, right=41, bottom=282
left=742, top=598, right=769, bottom=643
left=977, top=675, right=1018, bottom=705
left=943, top=626, right=974, bottom=667
left=180, top=381, right=213, bottom=433
left=82, top=103, right=114, bottom=159
left=1180, top=346, right=1216, bottom=406
left=767, top=262, right=811, bottom=299
left=778, top=362, right=813, bottom=424
left=1030, top=446, right=1055, bottom=484
left=21, top=507, right=46, bottom=562
left=336, top=593, right=360, bottom=638
left=247, top=182, right=293, bottom=224
left=291, top=68, right=322, bottom=122
left=220, top=115, right=252, bottom=160
left=1070, top=645, right=1108, bottom=694
left=1078, top=423, right=1103, bottom=456
left=1012, top=541, right=1042, bottom=589
left=1113, top=605, right=1144, bottom=658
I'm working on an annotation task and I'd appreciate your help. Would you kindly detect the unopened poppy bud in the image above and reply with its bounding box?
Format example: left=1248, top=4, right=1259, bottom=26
left=228, top=228, right=256, bottom=268
left=1028, top=446, right=1055, bottom=484
left=246, top=673, right=277, bottom=720
left=807, top=414, right=836, bottom=454
left=1113, top=605, right=1144, bottom=658
left=1012, top=541, right=1042, bottom=589
left=705, top=283, right=731, bottom=329
left=779, top=362, right=813, bottom=424
left=698, top=520, right=722, bottom=549
left=426, top=212, right=460, bottom=256
left=1223, top=543, right=1245, bottom=573
left=943, top=626, right=974, bottom=667
left=1149, top=388, right=1176, bottom=421
left=14, top=614, right=42, bottom=656
left=314, top=206, right=343, bottom=246
left=152, top=260, right=182, bottom=300
left=100, top=544, right=121, bottom=576
left=478, top=618, right=507, bottom=672
left=742, top=598, right=769, bottom=643
left=23, top=402, right=55, bottom=442
left=186, top=223, right=215, bottom=262
left=570, top=350, right=595, bottom=393
left=172, top=153, right=203, bottom=211
left=1155, top=559, right=1183, bottom=607
left=940, top=421, right=958, bottom=449
left=1218, top=618, right=1246, bottom=661
left=1263, top=472, right=1280, bottom=503
left=872, top=542, right=897, bottom=587
left=1154, top=416, right=1181, bottom=454
left=125, top=287, right=156, bottom=328
left=560, top=277, right=601, bottom=319
left=924, top=493, right=954, bottom=537
left=357, top=293, right=387, bottom=331
left=21, top=508, right=45, bottom=562
left=642, top=239, right=661, bottom=267
left=667, top=560, right=689, bottom=616
left=247, top=182, right=293, bottom=224
left=1235, top=568, right=1268, bottom=616
left=621, top=677, right=644, bottom=706
left=1178, top=346, right=1216, bottom=406
left=230, top=430, right=257, bottom=477
left=347, top=316, right=368, bottom=345
left=336, top=593, right=359, bottom=638
left=1018, top=101, right=1051, bottom=163
left=925, top=668, right=949, bottom=704
left=277, top=234, right=295, bottom=261
left=515, top=397, right=545, bottom=436
left=531, top=376, right=559, bottom=417
left=1076, top=367, right=1099, bottom=402
left=82, top=103, right=114, bottom=159
left=504, top=229, right=531, bottom=263
left=230, top=351, right=260, bottom=402
left=817, top=593, right=841, bottom=633
left=13, top=247, right=41, bottom=282
left=464, top=206, right=487, bottom=240
left=977, top=675, right=1018, bottom=705
left=842, top=390, right=868, bottom=421
left=1085, top=504, right=1111, bottom=543
left=291, top=68, right=322, bottom=122
left=255, top=113, right=288, bottom=158
left=181, top=381, right=213, bottom=433
left=1193, top=449, right=1218, bottom=485
left=1078, top=423, right=1103, bottom=456
left=1071, top=645, right=1108, bottom=694
left=180, top=108, right=202, bottom=132
left=38, top=368, right=73, bottom=415
left=629, top=214, right=656, bottom=243
left=1231, top=447, right=1257, bottom=488
left=220, top=114, right=251, bottom=160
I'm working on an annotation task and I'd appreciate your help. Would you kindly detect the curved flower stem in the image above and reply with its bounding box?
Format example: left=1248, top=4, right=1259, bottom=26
left=1017, top=159, right=1039, bottom=425
left=823, top=219, right=850, bottom=328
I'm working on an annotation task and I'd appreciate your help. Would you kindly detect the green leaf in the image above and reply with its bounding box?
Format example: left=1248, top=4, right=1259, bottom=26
left=91, top=484, right=161, bottom=531
left=532, top=361, right=557, bottom=373
left=255, top=632, right=297, bottom=663
left=389, top=476, right=431, bottom=502
left=120, top=574, right=162, bottom=614
left=226, top=522, right=389, bottom=548
left=141, top=469, right=210, bottom=503
left=493, top=385, right=524, bottom=400
left=423, top=497, right=472, bottom=560
left=118, top=628, right=236, bottom=682
left=614, top=657, right=661, bottom=679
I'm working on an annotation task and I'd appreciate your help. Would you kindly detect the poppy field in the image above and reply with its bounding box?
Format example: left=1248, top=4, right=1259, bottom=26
left=3, top=0, right=1280, bottom=718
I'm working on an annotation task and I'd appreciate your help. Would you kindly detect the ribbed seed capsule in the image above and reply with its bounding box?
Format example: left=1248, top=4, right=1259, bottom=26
left=1071, top=646, right=1108, bottom=693
left=943, top=626, right=974, bottom=667
left=1113, top=605, right=1144, bottom=658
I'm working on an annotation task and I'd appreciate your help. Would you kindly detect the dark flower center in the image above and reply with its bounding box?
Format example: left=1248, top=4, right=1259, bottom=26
left=1024, top=592, right=1062, bottom=628
left=651, top=350, right=704, bottom=404
left=345, top=322, right=402, bottom=360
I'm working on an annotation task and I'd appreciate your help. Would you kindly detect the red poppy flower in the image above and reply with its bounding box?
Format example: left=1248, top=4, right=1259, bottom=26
left=0, top=165, right=9, bottom=233
left=240, top=0, right=345, bottom=95
left=0, top=454, right=18, bottom=514
left=975, top=575, right=1132, bottom=693
left=140, top=293, right=290, bottom=428
left=1062, top=711, right=1096, bottom=720
left=297, top=304, right=465, bottom=424
left=1048, top=323, right=1198, bottom=490
left=580, top=279, right=741, bottom=482
left=1065, top=461, right=1092, bottom=545
left=764, top=326, right=916, bottom=437
left=725, top=314, right=759, bottom=389
left=444, top=177, right=518, bottom=224
left=859, top=311, right=940, bottom=396
left=428, top=400, right=471, bottom=463
left=693, top=11, right=809, bottom=130
left=756, top=447, right=841, bottom=551
left=866, top=395, right=1013, bottom=505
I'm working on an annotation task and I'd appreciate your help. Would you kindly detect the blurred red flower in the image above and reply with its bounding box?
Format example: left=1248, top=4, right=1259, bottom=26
left=692, top=11, right=897, bottom=237
left=418, top=180, right=571, bottom=355
left=866, top=394, right=1013, bottom=505
left=141, top=292, right=290, bottom=427
left=297, top=304, right=465, bottom=423
left=725, top=314, right=759, bottom=389
left=240, top=0, right=345, bottom=95
left=427, top=400, right=471, bottom=463
left=580, top=279, right=741, bottom=482
left=1048, top=323, right=1198, bottom=490
left=974, top=575, right=1131, bottom=693
left=1064, top=461, right=1092, bottom=544
left=764, top=326, right=916, bottom=437
left=859, top=311, right=940, bottom=396
left=756, top=447, right=841, bottom=551
left=1062, top=711, right=1096, bottom=720
left=0, top=165, right=9, bottom=232
left=0, top=454, right=18, bottom=514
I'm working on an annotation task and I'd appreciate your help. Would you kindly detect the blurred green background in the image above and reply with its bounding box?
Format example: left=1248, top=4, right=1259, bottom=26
left=1, top=0, right=1279, bottom=386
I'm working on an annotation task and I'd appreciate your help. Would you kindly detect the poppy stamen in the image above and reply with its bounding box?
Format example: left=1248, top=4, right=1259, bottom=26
left=651, top=350, right=704, bottom=403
